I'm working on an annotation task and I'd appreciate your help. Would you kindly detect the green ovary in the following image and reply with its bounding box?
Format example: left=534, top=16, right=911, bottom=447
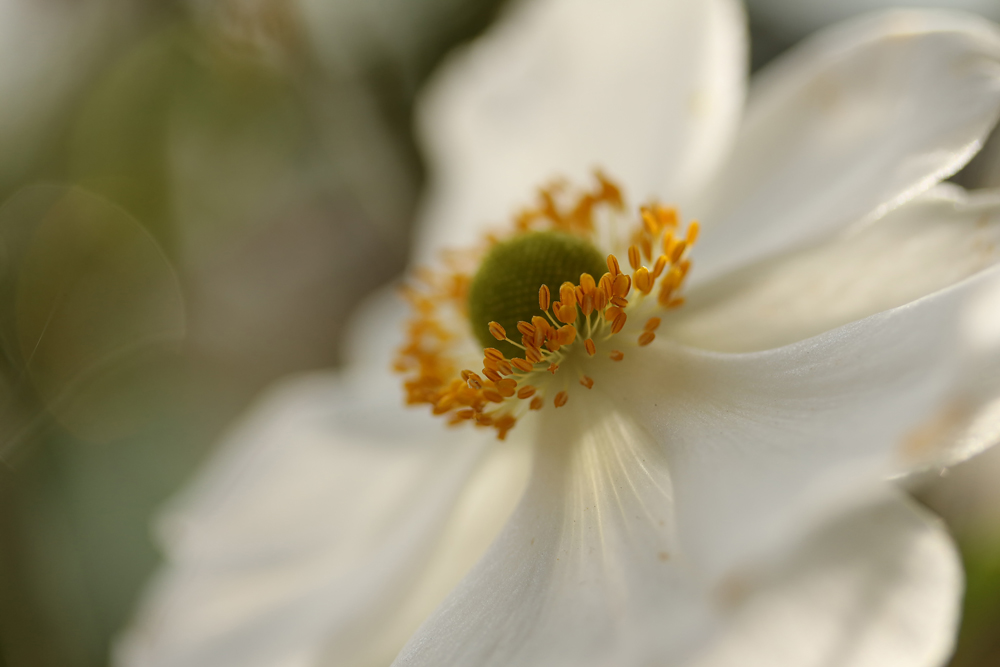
left=468, top=231, right=606, bottom=355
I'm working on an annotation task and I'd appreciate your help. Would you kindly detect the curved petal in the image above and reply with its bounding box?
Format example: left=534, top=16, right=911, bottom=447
left=899, top=266, right=1000, bottom=469
left=689, top=492, right=962, bottom=667
left=692, top=9, right=1000, bottom=283
left=393, top=395, right=959, bottom=667
left=414, top=0, right=746, bottom=259
left=393, top=390, right=716, bottom=667
left=608, top=264, right=1000, bottom=577
left=114, top=374, right=530, bottom=667
left=669, top=184, right=1000, bottom=352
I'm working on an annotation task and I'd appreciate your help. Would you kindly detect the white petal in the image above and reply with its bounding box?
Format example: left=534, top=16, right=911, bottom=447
left=692, top=9, right=1000, bottom=283
left=669, top=185, right=1000, bottom=352
left=689, top=492, right=962, bottom=667
left=608, top=265, right=1000, bottom=577
left=747, top=0, right=1000, bottom=41
left=414, top=0, right=746, bottom=259
left=899, top=266, right=1000, bottom=469
left=115, top=374, right=530, bottom=667
left=393, top=394, right=960, bottom=667
left=393, top=391, right=716, bottom=667
left=339, top=283, right=410, bottom=391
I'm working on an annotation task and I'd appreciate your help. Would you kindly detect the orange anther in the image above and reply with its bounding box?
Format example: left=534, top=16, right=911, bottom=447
left=644, top=317, right=661, bottom=331
left=484, top=348, right=504, bottom=362
left=547, top=363, right=559, bottom=374
left=464, top=371, right=483, bottom=389
left=584, top=338, right=596, bottom=356
left=594, top=289, right=607, bottom=311
left=686, top=221, right=700, bottom=244
left=580, top=272, right=596, bottom=293
left=611, top=311, right=627, bottom=334
left=642, top=208, right=659, bottom=235
left=539, top=284, right=551, bottom=311
left=679, top=259, right=691, bottom=277
left=670, top=240, right=687, bottom=263
left=511, top=358, right=534, bottom=373
left=628, top=245, right=641, bottom=271
left=483, top=368, right=502, bottom=382
left=560, top=282, right=578, bottom=308
left=488, top=322, right=506, bottom=341
left=667, top=297, right=685, bottom=309
left=530, top=396, right=544, bottom=410
left=517, top=321, right=535, bottom=337
left=525, top=346, right=543, bottom=364
left=482, top=389, right=504, bottom=403
left=496, top=378, right=517, bottom=397
left=580, top=376, right=594, bottom=389
left=638, top=331, right=656, bottom=346
left=496, top=360, right=513, bottom=376
left=556, top=303, right=577, bottom=324
left=610, top=350, right=624, bottom=361
left=598, top=272, right=614, bottom=299
left=557, top=324, right=577, bottom=346
left=640, top=236, right=653, bottom=261
left=581, top=292, right=595, bottom=317
left=554, top=391, right=569, bottom=408
left=635, top=267, right=652, bottom=294
left=517, top=385, right=537, bottom=399
left=607, top=254, right=621, bottom=276
left=652, top=255, right=667, bottom=279
left=662, top=232, right=676, bottom=255
left=657, top=205, right=678, bottom=228
left=605, top=306, right=623, bottom=322
left=613, top=273, right=631, bottom=297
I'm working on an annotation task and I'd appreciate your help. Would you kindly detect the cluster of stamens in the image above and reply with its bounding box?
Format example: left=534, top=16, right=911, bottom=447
left=395, top=174, right=698, bottom=440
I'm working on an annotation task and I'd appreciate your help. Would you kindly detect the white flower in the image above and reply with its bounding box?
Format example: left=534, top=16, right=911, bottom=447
left=117, top=1, right=1000, bottom=666
left=746, top=0, right=1000, bottom=42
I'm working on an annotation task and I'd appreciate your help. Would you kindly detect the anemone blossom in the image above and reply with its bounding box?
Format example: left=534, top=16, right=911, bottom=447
left=118, top=2, right=1000, bottom=666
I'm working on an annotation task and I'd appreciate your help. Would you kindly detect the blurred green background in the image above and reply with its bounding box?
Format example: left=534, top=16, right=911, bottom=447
left=0, top=1, right=998, bottom=666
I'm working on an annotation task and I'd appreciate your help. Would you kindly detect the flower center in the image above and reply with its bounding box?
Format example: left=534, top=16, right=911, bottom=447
left=395, top=174, right=698, bottom=440
left=468, top=231, right=607, bottom=355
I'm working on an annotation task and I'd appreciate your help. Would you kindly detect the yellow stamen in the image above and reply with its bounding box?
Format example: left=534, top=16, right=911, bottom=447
left=686, top=221, right=700, bottom=243
left=488, top=321, right=507, bottom=341
left=511, top=358, right=534, bottom=373
left=539, top=284, right=551, bottom=311
left=394, top=173, right=698, bottom=439
left=517, top=385, right=537, bottom=399
left=628, top=245, right=641, bottom=271
left=611, top=311, right=627, bottom=334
